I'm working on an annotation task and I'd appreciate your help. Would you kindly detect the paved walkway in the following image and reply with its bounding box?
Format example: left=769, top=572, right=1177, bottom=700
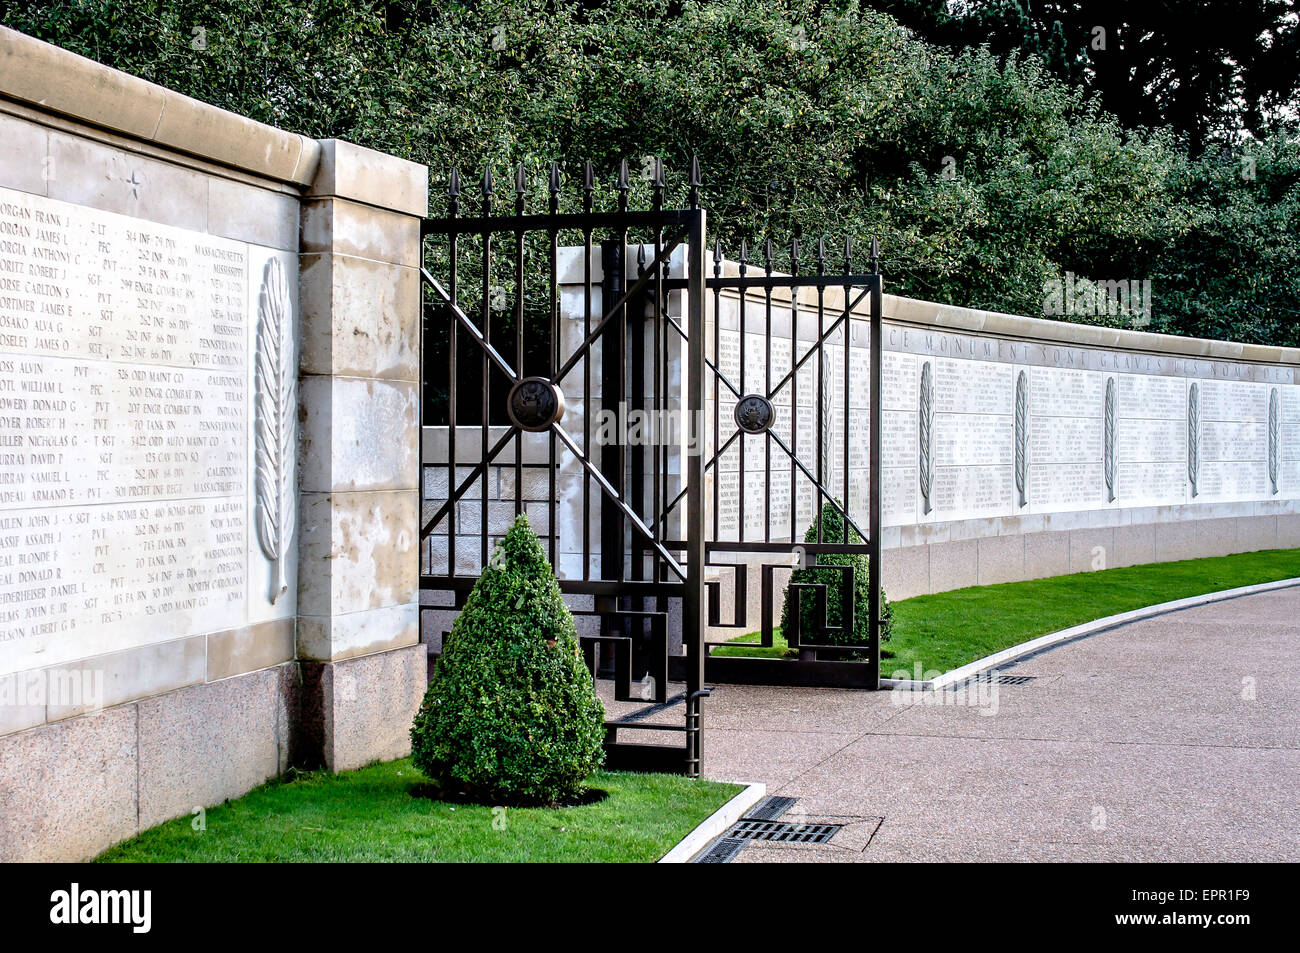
left=686, top=586, right=1300, bottom=861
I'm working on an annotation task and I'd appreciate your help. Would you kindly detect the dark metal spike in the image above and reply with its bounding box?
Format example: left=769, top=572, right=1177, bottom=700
left=448, top=168, right=461, bottom=216
left=764, top=239, right=775, bottom=272
left=843, top=236, right=852, bottom=272
left=637, top=243, right=647, bottom=268
left=870, top=236, right=881, bottom=274
left=654, top=156, right=665, bottom=187
left=618, top=158, right=630, bottom=191
left=790, top=237, right=800, bottom=276
left=739, top=239, right=749, bottom=263
left=816, top=237, right=826, bottom=274
left=689, top=155, right=702, bottom=208
left=549, top=162, right=561, bottom=194
left=583, top=161, right=595, bottom=192
left=514, top=162, right=527, bottom=196
left=482, top=164, right=494, bottom=196
left=713, top=238, right=723, bottom=262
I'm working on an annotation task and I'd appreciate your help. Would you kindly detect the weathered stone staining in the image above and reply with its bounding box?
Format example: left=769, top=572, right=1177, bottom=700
left=0, top=186, right=257, bottom=674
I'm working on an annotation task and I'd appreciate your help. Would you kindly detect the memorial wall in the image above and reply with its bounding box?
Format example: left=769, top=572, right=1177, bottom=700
left=0, top=26, right=429, bottom=862
left=0, top=186, right=296, bottom=678
left=708, top=275, right=1300, bottom=598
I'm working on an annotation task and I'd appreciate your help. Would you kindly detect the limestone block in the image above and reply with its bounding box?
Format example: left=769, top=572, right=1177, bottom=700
left=298, top=376, right=420, bottom=493
left=46, top=128, right=209, bottom=231
left=298, top=252, right=420, bottom=380
left=297, top=489, right=419, bottom=618
left=206, top=619, right=296, bottom=681
left=0, top=112, right=49, bottom=196
left=297, top=602, right=419, bottom=662
left=301, top=196, right=421, bottom=267
left=207, top=175, right=299, bottom=250
left=45, top=635, right=206, bottom=722
left=305, top=139, right=428, bottom=218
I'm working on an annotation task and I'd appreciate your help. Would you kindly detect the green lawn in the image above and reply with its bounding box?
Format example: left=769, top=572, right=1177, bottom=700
left=714, top=548, right=1300, bottom=679
left=96, top=759, right=741, bottom=863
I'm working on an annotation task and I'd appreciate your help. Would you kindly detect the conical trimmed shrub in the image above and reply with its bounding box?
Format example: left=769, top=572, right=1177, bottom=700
left=411, top=514, right=606, bottom=805
left=780, top=501, right=893, bottom=649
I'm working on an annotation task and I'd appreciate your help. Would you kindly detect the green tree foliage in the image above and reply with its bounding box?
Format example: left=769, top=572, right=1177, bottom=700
left=867, top=0, right=1300, bottom=154
left=410, top=515, right=605, bottom=805
left=4, top=0, right=1296, bottom=344
left=780, top=501, right=893, bottom=650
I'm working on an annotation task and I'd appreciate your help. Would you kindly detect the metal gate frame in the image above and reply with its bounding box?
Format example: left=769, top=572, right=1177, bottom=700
left=418, top=159, right=885, bottom=778
left=418, top=161, right=708, bottom=776
left=680, top=240, right=885, bottom=689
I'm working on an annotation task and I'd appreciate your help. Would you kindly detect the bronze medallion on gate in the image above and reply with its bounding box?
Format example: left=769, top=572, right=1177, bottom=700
left=507, top=376, right=566, bottom=432
left=734, top=394, right=775, bottom=434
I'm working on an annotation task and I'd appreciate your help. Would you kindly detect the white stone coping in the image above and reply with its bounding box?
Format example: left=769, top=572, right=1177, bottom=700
left=880, top=576, right=1300, bottom=690
left=0, top=26, right=320, bottom=186
left=657, top=781, right=766, bottom=863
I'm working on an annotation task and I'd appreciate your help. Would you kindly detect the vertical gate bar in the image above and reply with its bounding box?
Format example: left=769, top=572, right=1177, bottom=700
left=711, top=243, right=721, bottom=541
left=480, top=170, right=493, bottom=569
left=447, top=186, right=459, bottom=579
left=815, top=240, right=826, bottom=544
left=763, top=241, right=773, bottom=544
left=631, top=246, right=646, bottom=585
left=548, top=164, right=560, bottom=568
left=737, top=243, right=747, bottom=543
left=789, top=239, right=798, bottom=543
left=514, top=168, right=526, bottom=520
left=685, top=206, right=707, bottom=777
left=868, top=263, right=883, bottom=688
left=582, top=165, right=594, bottom=581
left=842, top=240, right=851, bottom=526
left=599, top=239, right=625, bottom=585
left=617, top=164, right=628, bottom=585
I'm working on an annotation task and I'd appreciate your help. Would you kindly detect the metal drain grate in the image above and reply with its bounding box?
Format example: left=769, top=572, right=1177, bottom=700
left=744, top=795, right=798, bottom=821
left=694, top=837, right=745, bottom=863
left=949, top=673, right=1037, bottom=689
left=726, top=820, right=842, bottom=844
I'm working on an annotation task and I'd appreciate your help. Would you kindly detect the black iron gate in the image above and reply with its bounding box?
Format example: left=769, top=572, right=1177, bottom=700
left=418, top=159, right=883, bottom=778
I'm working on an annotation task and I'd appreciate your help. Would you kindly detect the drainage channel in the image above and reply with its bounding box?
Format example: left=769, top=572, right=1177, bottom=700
left=694, top=796, right=843, bottom=863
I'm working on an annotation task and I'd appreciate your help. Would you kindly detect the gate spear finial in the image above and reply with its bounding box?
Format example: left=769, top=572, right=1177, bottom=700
left=582, top=161, right=594, bottom=213
left=689, top=155, right=702, bottom=208
left=816, top=237, right=827, bottom=275
left=481, top=164, right=494, bottom=215
left=764, top=239, right=775, bottom=275
left=790, top=237, right=800, bottom=276
left=843, top=236, right=852, bottom=273
left=514, top=162, right=527, bottom=214
left=448, top=167, right=461, bottom=217
left=712, top=238, right=723, bottom=278
left=870, top=237, right=880, bottom=274
left=617, top=158, right=630, bottom=211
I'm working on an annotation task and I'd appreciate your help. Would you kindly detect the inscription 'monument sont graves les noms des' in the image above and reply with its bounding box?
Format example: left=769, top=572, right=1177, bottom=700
left=0, top=185, right=295, bottom=677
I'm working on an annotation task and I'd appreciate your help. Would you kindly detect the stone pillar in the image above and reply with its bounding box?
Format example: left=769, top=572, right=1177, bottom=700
left=295, top=140, right=428, bottom=770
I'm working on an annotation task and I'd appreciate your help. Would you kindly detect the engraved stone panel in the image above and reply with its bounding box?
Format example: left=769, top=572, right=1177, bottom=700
left=0, top=186, right=294, bottom=676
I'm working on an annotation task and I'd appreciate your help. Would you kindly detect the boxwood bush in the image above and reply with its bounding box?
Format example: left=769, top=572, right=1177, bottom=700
left=780, top=501, right=894, bottom=650
left=411, top=514, right=605, bottom=805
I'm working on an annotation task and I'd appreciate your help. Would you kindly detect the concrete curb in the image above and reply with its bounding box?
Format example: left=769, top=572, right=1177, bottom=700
left=657, top=781, right=766, bottom=863
left=880, top=576, right=1300, bottom=691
